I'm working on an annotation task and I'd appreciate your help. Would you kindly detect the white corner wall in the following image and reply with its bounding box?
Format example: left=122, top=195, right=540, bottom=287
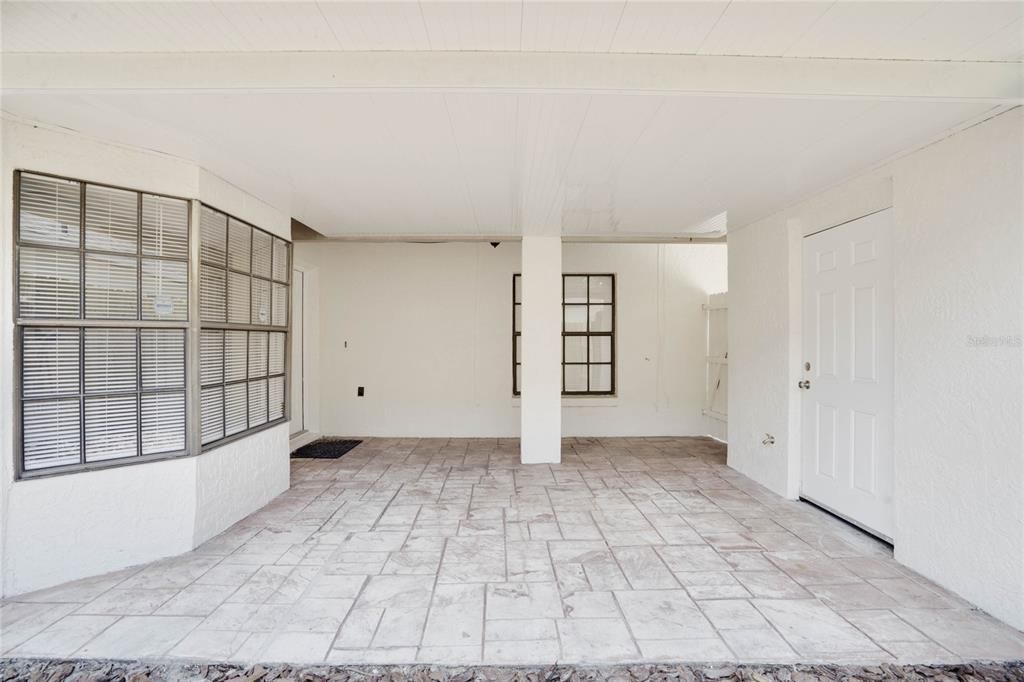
left=0, top=116, right=291, bottom=597
left=294, top=240, right=727, bottom=438
left=727, top=108, right=1024, bottom=629
left=193, top=424, right=290, bottom=545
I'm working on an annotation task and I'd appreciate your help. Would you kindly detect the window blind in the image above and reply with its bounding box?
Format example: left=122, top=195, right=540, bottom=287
left=15, top=172, right=289, bottom=475
left=196, top=203, right=290, bottom=450
left=15, top=172, right=189, bottom=475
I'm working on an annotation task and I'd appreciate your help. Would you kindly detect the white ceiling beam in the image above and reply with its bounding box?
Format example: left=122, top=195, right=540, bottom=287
left=3, top=51, right=1021, bottom=103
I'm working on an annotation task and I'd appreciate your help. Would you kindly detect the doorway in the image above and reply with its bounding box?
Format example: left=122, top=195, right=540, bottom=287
left=290, top=268, right=305, bottom=437
left=800, top=209, right=894, bottom=540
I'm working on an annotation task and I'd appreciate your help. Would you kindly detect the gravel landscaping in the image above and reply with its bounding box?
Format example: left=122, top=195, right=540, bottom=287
left=2, top=659, right=1024, bottom=682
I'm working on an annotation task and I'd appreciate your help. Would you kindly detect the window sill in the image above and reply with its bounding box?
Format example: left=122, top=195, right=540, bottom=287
left=511, top=396, right=619, bottom=408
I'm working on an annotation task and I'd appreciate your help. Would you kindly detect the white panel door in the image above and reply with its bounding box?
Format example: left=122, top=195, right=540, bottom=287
left=801, top=209, right=894, bottom=539
left=290, top=268, right=304, bottom=436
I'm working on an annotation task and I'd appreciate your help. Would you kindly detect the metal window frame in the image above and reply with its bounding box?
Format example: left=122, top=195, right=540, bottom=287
left=512, top=272, right=616, bottom=397
left=195, top=202, right=291, bottom=454
left=11, top=170, right=292, bottom=481
left=13, top=170, right=192, bottom=480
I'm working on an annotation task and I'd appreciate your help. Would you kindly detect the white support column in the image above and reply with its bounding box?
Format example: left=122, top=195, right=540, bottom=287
left=520, top=236, right=562, bottom=464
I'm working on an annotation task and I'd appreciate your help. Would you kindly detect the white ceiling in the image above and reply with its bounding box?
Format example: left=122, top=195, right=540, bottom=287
left=2, top=91, right=1001, bottom=237
left=4, top=1, right=1022, bottom=61
left=1, top=1, right=1020, bottom=239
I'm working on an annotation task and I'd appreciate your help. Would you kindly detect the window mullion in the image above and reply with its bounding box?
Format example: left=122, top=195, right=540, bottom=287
left=78, top=181, right=86, bottom=465
left=186, top=199, right=204, bottom=457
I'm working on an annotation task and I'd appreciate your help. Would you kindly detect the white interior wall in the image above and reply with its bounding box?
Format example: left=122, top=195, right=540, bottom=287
left=0, top=117, right=292, bottom=597
left=727, top=108, right=1024, bottom=629
left=294, top=240, right=727, bottom=439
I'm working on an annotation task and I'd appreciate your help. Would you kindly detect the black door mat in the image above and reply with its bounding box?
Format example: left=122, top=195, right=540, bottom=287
left=291, top=438, right=362, bottom=459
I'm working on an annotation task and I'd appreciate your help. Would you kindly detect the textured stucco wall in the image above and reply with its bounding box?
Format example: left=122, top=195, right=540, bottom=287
left=1, top=459, right=198, bottom=595
left=727, top=109, right=1024, bottom=629
left=890, top=110, right=1023, bottom=630
left=295, top=241, right=727, bottom=438
left=727, top=214, right=800, bottom=497
left=194, top=424, right=291, bottom=545
left=0, top=117, right=292, bottom=597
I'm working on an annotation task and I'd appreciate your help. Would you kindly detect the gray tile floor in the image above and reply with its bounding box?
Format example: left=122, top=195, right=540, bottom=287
left=3, top=437, right=1023, bottom=666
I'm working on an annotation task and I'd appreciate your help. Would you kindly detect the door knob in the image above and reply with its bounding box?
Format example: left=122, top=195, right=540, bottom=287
left=798, top=380, right=811, bottom=390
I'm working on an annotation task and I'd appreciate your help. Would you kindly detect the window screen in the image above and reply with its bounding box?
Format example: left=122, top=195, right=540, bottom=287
left=15, top=172, right=189, bottom=474
left=197, top=204, right=289, bottom=448
left=512, top=273, right=615, bottom=396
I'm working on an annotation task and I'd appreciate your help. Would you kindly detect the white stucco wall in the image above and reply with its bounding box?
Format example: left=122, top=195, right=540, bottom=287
left=193, top=425, right=290, bottom=545
left=727, top=108, right=1024, bottom=629
left=294, top=240, right=727, bottom=438
left=0, top=116, right=292, bottom=597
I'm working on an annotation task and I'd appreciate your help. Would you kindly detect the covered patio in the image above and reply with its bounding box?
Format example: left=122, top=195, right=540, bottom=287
left=3, top=438, right=1022, bottom=666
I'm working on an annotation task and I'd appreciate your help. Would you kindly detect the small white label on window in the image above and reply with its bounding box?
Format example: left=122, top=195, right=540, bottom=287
left=153, top=296, right=174, bottom=316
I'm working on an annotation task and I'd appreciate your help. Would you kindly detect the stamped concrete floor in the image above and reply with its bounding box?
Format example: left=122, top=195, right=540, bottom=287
left=3, top=437, right=1023, bottom=667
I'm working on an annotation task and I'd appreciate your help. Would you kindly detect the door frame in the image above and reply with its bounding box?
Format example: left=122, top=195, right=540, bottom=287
left=289, top=262, right=320, bottom=451
left=768, top=188, right=895, bottom=530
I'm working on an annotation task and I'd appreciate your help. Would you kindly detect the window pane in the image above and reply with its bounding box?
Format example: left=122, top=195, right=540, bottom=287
left=589, top=276, right=613, bottom=303
left=564, top=365, right=587, bottom=392
left=141, top=392, right=185, bottom=455
left=85, top=253, right=138, bottom=319
left=248, top=332, right=268, bottom=378
left=19, top=246, right=81, bottom=319
left=514, top=364, right=520, bottom=394
left=142, top=258, right=187, bottom=320
left=225, top=383, right=247, bottom=436
left=200, top=330, right=224, bottom=386
left=272, top=282, right=288, bottom=327
left=227, top=272, right=250, bottom=323
left=513, top=274, right=521, bottom=304
left=85, top=394, right=138, bottom=461
left=251, top=278, right=270, bottom=325
left=248, top=379, right=268, bottom=427
left=564, top=305, right=587, bottom=332
left=141, top=329, right=184, bottom=391
left=141, top=194, right=188, bottom=259
left=85, top=184, right=137, bottom=254
left=564, top=276, right=587, bottom=303
left=200, top=206, right=227, bottom=265
left=590, top=336, right=612, bottom=363
left=269, top=332, right=285, bottom=375
left=19, top=174, right=81, bottom=248
left=564, top=336, right=586, bottom=363
left=23, top=327, right=80, bottom=398
left=225, top=331, right=247, bottom=382
left=514, top=334, right=521, bottom=363
left=23, top=399, right=81, bottom=470
left=227, top=219, right=251, bottom=272
left=200, top=266, right=226, bottom=323
left=201, top=386, right=224, bottom=445
left=272, top=238, right=289, bottom=282
left=589, top=305, right=613, bottom=332
left=269, top=376, right=285, bottom=421
left=589, top=364, right=612, bottom=392
left=252, top=230, right=272, bottom=278
left=514, top=304, right=521, bottom=333
left=84, top=328, right=137, bottom=394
